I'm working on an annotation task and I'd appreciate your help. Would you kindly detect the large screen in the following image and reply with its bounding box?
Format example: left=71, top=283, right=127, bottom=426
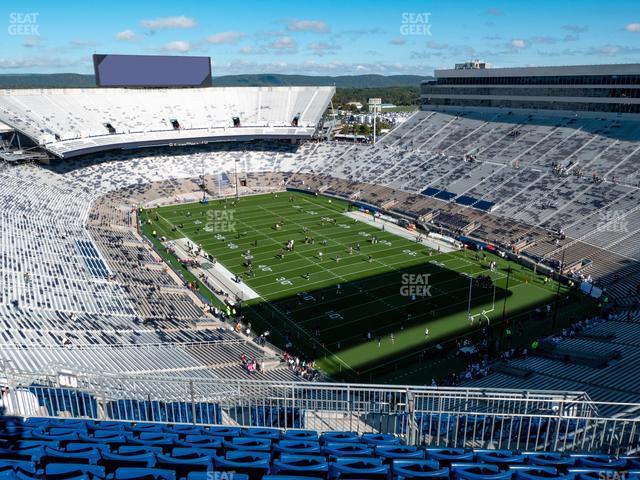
left=93, top=54, right=212, bottom=88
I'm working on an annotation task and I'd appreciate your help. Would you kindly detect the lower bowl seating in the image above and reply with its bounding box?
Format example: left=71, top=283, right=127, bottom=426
left=0, top=416, right=638, bottom=480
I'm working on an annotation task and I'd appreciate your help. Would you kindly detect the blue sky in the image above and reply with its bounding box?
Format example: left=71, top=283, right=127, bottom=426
left=2, top=0, right=639, bottom=76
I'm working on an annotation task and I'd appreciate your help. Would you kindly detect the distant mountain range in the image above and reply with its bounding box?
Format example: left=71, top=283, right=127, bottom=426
left=0, top=73, right=430, bottom=89
left=214, top=74, right=430, bottom=88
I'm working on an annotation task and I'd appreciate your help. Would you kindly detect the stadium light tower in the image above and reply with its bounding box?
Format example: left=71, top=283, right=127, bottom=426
left=368, top=98, right=381, bottom=144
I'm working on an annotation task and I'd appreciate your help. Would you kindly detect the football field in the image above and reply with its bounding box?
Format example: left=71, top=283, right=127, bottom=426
left=141, top=191, right=575, bottom=380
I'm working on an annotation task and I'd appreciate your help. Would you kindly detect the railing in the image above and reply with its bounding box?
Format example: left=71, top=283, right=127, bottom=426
left=2, top=372, right=639, bottom=455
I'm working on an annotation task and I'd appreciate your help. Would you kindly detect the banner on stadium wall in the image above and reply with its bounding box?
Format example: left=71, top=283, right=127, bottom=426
left=352, top=201, right=379, bottom=214
left=456, top=236, right=486, bottom=250
left=580, top=281, right=603, bottom=299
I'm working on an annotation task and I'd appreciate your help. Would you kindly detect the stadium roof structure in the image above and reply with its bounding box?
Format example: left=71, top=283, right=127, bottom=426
left=430, top=62, right=640, bottom=79
left=0, top=86, right=335, bottom=158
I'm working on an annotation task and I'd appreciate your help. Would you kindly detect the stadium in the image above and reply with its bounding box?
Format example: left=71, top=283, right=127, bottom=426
left=1, top=3, right=640, bottom=479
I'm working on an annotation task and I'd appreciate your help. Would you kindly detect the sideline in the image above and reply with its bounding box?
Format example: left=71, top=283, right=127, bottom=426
left=343, top=210, right=458, bottom=253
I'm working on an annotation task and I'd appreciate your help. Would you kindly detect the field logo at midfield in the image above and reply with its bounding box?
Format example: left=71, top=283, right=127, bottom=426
left=400, top=273, right=432, bottom=297
left=205, top=209, right=236, bottom=233
left=596, top=209, right=628, bottom=233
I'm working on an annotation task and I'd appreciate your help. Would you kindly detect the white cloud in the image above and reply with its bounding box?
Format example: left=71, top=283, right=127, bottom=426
left=69, top=39, right=100, bottom=48
left=562, top=24, right=588, bottom=33
left=596, top=45, right=620, bottom=55
left=141, top=16, right=196, bottom=31
left=307, top=42, right=341, bottom=56
left=217, top=58, right=434, bottom=76
left=426, top=41, right=449, bottom=50
left=286, top=20, right=330, bottom=33
left=0, top=56, right=82, bottom=70
left=238, top=46, right=267, bottom=55
left=206, top=31, right=246, bottom=45
left=115, top=29, right=139, bottom=42
left=511, top=39, right=527, bottom=49
left=389, top=37, right=406, bottom=46
left=22, top=36, right=40, bottom=48
left=625, top=23, right=640, bottom=32
left=162, top=40, right=191, bottom=52
left=485, top=7, right=504, bottom=16
left=269, top=36, right=297, bottom=50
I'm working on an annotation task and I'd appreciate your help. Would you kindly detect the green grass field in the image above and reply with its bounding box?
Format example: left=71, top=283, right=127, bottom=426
left=140, top=191, right=588, bottom=382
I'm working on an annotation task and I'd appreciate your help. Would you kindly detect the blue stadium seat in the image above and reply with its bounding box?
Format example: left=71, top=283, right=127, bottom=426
left=214, top=451, right=271, bottom=480
left=175, top=435, right=222, bottom=451
left=156, top=449, right=212, bottom=478
left=573, top=455, right=628, bottom=470
left=49, top=419, right=93, bottom=431
left=320, top=432, right=359, bottom=444
left=28, top=387, right=97, bottom=418
left=65, top=443, right=111, bottom=455
left=102, top=448, right=157, bottom=472
left=524, top=452, right=576, bottom=469
left=272, top=454, right=329, bottom=477
left=163, top=425, right=202, bottom=437
left=426, top=448, right=474, bottom=465
left=510, top=465, right=570, bottom=480
left=22, top=418, right=49, bottom=429
left=109, top=401, right=167, bottom=423
left=0, top=471, right=16, bottom=480
left=114, top=467, right=175, bottom=480
left=0, top=447, right=44, bottom=463
left=79, top=430, right=132, bottom=445
left=451, top=463, right=512, bottom=480
left=125, top=424, right=165, bottom=434
left=361, top=433, right=400, bottom=446
left=41, top=445, right=101, bottom=466
left=44, top=463, right=106, bottom=480
left=92, top=422, right=127, bottom=431
left=0, top=460, right=36, bottom=476
left=283, top=431, right=319, bottom=442
left=331, top=457, right=389, bottom=479
left=250, top=406, right=304, bottom=428
left=476, top=450, right=525, bottom=466
left=31, top=430, right=80, bottom=442
left=274, top=440, right=322, bottom=455
left=133, top=432, right=178, bottom=446
left=393, top=459, right=449, bottom=479
left=9, top=440, right=59, bottom=451
left=0, top=428, right=34, bottom=442
left=206, top=427, right=241, bottom=439
left=242, top=428, right=281, bottom=440
left=192, top=403, right=223, bottom=425
left=118, top=446, right=163, bottom=455
left=223, top=437, right=272, bottom=452
left=376, top=445, right=424, bottom=461
left=323, top=442, right=373, bottom=458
